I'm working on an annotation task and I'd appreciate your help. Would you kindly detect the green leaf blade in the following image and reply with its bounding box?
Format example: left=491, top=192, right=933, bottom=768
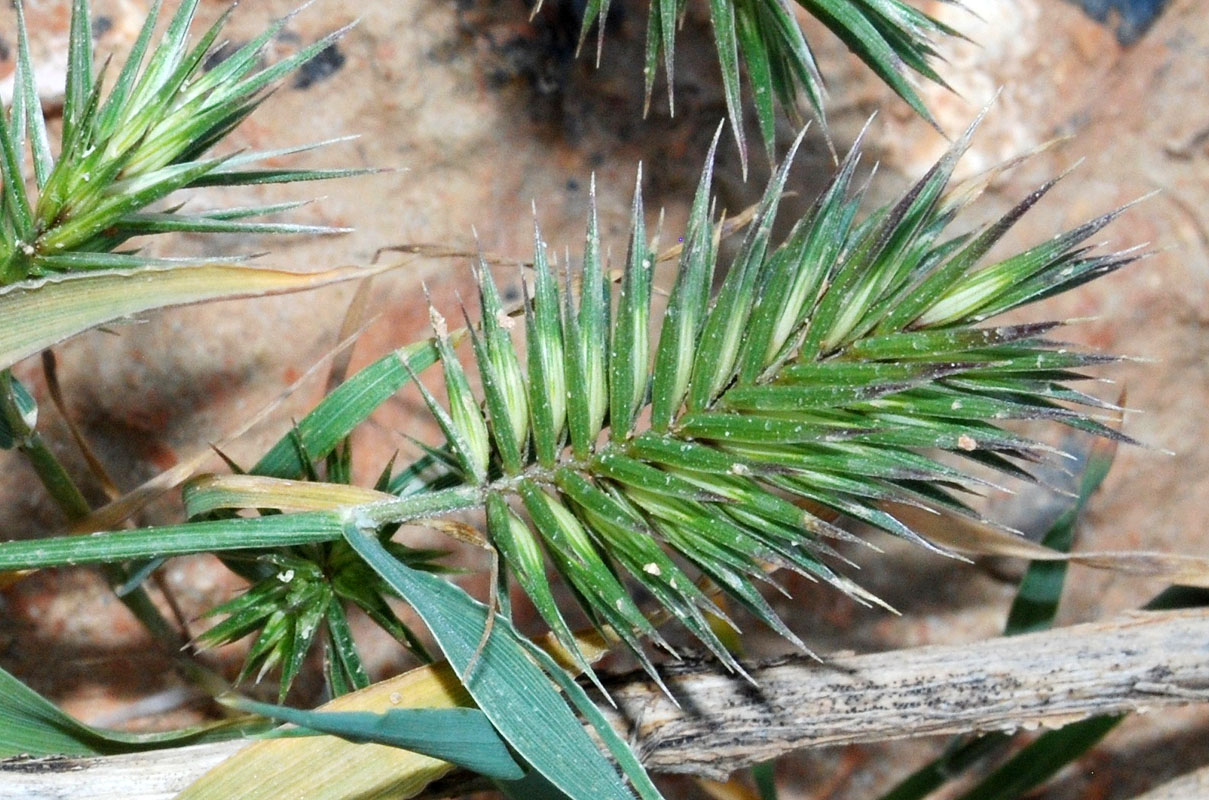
left=229, top=699, right=525, bottom=781
left=341, top=525, right=649, bottom=800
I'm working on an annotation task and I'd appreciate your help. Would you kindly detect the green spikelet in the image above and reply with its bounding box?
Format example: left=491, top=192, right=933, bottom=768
left=406, top=125, right=1143, bottom=676
left=1, top=0, right=362, bottom=284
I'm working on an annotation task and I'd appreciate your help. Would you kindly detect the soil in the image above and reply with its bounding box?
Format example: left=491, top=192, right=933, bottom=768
left=1, top=0, right=1207, bottom=798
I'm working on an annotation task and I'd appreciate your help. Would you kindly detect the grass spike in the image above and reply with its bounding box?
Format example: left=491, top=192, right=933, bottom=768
left=364, top=125, right=1143, bottom=680
left=4, top=116, right=1145, bottom=702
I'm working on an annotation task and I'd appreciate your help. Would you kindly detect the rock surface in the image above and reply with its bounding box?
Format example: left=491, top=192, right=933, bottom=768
left=2, top=0, right=1208, bottom=797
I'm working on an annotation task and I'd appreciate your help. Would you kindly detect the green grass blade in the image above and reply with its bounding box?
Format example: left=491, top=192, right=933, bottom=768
left=917, top=205, right=1133, bottom=327
left=953, top=716, right=1121, bottom=800
left=485, top=494, right=597, bottom=686
left=341, top=523, right=641, bottom=800
left=688, top=130, right=803, bottom=409
left=563, top=251, right=593, bottom=458
left=476, top=260, right=530, bottom=456
left=113, top=212, right=350, bottom=236
left=736, top=1, right=778, bottom=161
left=798, top=0, right=936, bottom=126
left=177, top=10, right=292, bottom=103
left=228, top=699, right=524, bottom=780
left=253, top=341, right=439, bottom=479
left=227, top=24, right=355, bottom=106
left=323, top=603, right=369, bottom=693
left=92, top=0, right=162, bottom=138
left=844, top=321, right=1063, bottom=361
left=881, top=178, right=1065, bottom=332
left=431, top=308, right=491, bottom=483
left=0, top=485, right=481, bottom=571
left=0, top=105, right=34, bottom=243
left=753, top=761, right=780, bottom=800
left=0, top=664, right=264, bottom=757
left=466, top=316, right=524, bottom=473
left=877, top=735, right=1007, bottom=800
left=593, top=449, right=727, bottom=501
left=580, top=179, right=609, bottom=443
left=496, top=768, right=578, bottom=800
left=657, top=0, right=677, bottom=113
left=405, top=355, right=483, bottom=483
left=525, top=222, right=566, bottom=466
left=189, top=166, right=374, bottom=188
left=1005, top=439, right=1117, bottom=635
left=522, top=639, right=665, bottom=800
left=0, top=512, right=344, bottom=570
left=37, top=157, right=229, bottom=253
left=643, top=0, right=662, bottom=113
left=129, top=0, right=198, bottom=105
left=675, top=412, right=840, bottom=444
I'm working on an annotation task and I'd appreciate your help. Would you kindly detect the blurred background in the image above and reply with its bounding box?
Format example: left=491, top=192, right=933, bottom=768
left=1, top=0, right=1206, bottom=797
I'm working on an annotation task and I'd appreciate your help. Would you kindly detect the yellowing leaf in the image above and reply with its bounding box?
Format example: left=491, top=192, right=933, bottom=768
left=184, top=474, right=392, bottom=516
left=179, top=661, right=473, bottom=800
left=0, top=263, right=388, bottom=371
left=180, top=628, right=613, bottom=800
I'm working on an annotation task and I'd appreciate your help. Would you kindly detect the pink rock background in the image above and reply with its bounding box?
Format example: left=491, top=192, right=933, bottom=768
left=2, top=0, right=1207, bottom=797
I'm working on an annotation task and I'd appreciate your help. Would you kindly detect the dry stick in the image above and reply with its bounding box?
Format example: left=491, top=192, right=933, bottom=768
left=413, top=516, right=500, bottom=679
left=602, top=607, right=1209, bottom=778
left=3, top=608, right=1207, bottom=799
